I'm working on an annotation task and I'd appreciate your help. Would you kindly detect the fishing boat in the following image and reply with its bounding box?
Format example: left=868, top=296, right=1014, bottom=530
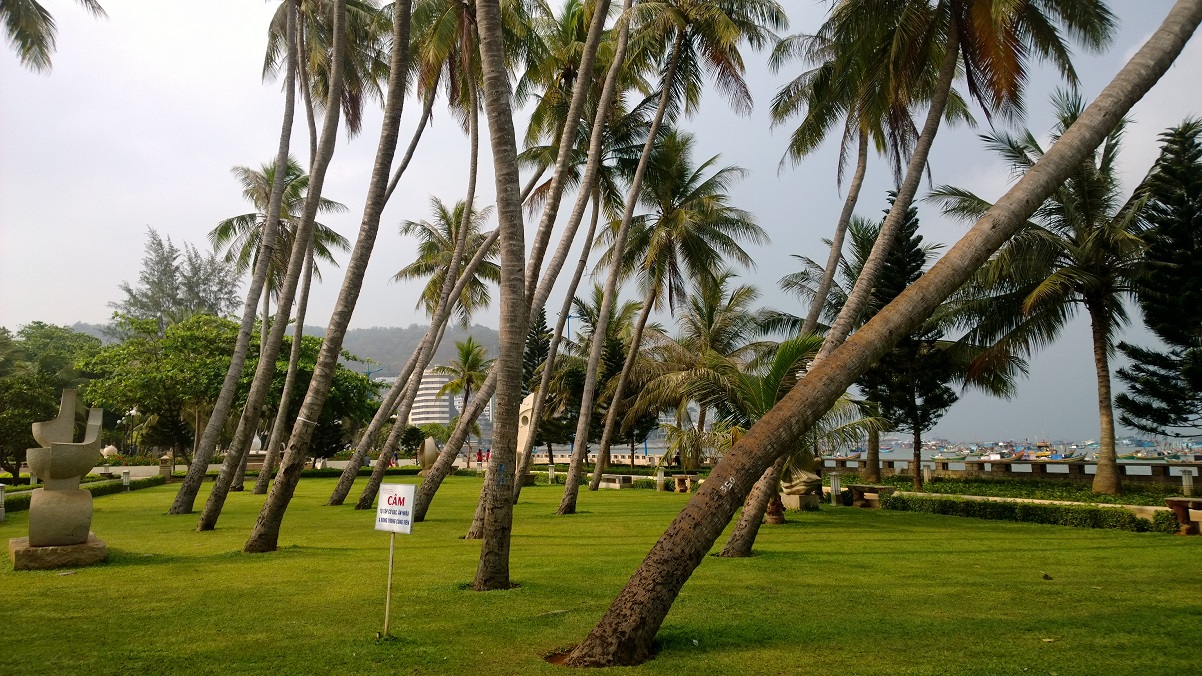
left=932, top=450, right=968, bottom=461
left=981, top=450, right=1022, bottom=462
left=1037, top=450, right=1085, bottom=462
left=831, top=451, right=862, bottom=461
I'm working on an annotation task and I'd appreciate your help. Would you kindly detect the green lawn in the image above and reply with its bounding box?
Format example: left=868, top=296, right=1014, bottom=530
left=1, top=477, right=1198, bottom=675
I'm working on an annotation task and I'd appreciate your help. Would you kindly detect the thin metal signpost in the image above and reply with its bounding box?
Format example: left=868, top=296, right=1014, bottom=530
left=375, top=483, right=415, bottom=637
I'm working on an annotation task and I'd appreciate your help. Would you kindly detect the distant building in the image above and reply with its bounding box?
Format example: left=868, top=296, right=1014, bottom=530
left=409, top=368, right=454, bottom=426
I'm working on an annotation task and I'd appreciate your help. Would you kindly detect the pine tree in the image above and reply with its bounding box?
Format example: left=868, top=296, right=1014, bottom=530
left=1117, top=120, right=1202, bottom=438
left=858, top=197, right=958, bottom=490
left=523, top=308, right=550, bottom=396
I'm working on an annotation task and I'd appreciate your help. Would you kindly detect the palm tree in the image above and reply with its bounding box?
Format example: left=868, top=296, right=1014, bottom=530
left=674, top=336, right=881, bottom=557
left=628, top=271, right=767, bottom=462
left=586, top=130, right=767, bottom=491
left=2, top=0, right=105, bottom=72
left=559, top=0, right=784, bottom=510
left=264, top=0, right=393, bottom=138
left=171, top=0, right=305, bottom=515
left=560, top=3, right=1202, bottom=664
left=435, top=336, right=495, bottom=409
left=210, top=157, right=349, bottom=337
left=768, top=26, right=973, bottom=337
left=813, top=0, right=1116, bottom=363
left=246, top=0, right=417, bottom=550
left=930, top=91, right=1149, bottom=495
left=394, top=197, right=501, bottom=326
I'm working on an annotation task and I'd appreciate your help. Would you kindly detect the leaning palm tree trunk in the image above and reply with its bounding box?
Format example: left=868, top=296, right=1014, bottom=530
left=244, top=0, right=413, bottom=553
left=719, top=455, right=786, bottom=558
left=169, top=4, right=298, bottom=515
left=470, top=0, right=529, bottom=591
left=802, top=131, right=869, bottom=336
left=561, top=3, right=1202, bottom=665
left=352, top=81, right=483, bottom=511
left=412, top=0, right=634, bottom=522
left=522, top=0, right=613, bottom=299
left=254, top=246, right=315, bottom=494
left=512, top=197, right=603, bottom=503
left=197, top=0, right=351, bottom=532
left=814, top=19, right=960, bottom=362
left=591, top=282, right=657, bottom=490
left=384, top=87, right=435, bottom=203
left=559, top=30, right=686, bottom=515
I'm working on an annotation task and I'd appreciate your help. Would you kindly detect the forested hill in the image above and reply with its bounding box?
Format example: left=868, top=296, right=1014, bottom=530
left=305, top=324, right=500, bottom=376
left=70, top=321, right=500, bottom=377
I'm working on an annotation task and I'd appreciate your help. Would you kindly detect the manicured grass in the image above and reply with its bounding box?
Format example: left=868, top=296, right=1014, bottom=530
left=1, top=478, right=1198, bottom=674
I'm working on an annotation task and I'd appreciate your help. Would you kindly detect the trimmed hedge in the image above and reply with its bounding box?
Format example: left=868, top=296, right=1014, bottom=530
left=3, top=475, right=167, bottom=514
left=881, top=493, right=1179, bottom=534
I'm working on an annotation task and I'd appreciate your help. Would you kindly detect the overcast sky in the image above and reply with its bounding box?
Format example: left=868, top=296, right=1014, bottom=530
left=2, top=1, right=1200, bottom=442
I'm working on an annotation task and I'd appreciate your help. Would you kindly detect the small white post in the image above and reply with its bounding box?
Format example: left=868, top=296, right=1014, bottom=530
left=548, top=463, right=556, bottom=484
left=656, top=465, right=665, bottom=491
left=122, top=469, right=131, bottom=492
left=383, top=531, right=396, bottom=636
left=29, top=469, right=36, bottom=486
left=830, top=472, right=841, bottom=506
left=1183, top=470, right=1194, bottom=498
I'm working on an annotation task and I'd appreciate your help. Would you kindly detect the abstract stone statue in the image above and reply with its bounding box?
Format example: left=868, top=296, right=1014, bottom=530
left=8, top=389, right=108, bottom=570
left=418, top=437, right=440, bottom=472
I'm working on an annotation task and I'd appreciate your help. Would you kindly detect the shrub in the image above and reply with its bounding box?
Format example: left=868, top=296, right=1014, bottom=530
left=631, top=479, right=656, bottom=490
left=3, top=475, right=167, bottom=513
left=880, top=493, right=1171, bottom=533
left=1151, top=509, right=1181, bottom=534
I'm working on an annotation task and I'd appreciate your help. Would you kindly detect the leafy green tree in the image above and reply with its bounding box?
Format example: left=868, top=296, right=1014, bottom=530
left=81, top=315, right=252, bottom=465
left=109, top=228, right=241, bottom=334
left=399, top=425, right=426, bottom=458
left=1, top=0, right=105, bottom=72
left=0, top=323, right=100, bottom=481
left=1117, top=120, right=1202, bottom=438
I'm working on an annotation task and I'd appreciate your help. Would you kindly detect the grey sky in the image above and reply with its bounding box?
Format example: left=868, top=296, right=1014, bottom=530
left=2, top=1, right=1199, bottom=442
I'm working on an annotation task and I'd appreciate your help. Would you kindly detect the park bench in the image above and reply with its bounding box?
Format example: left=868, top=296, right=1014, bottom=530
left=672, top=474, right=697, bottom=493
left=1164, top=497, right=1202, bottom=535
left=597, top=474, right=634, bottom=490
left=846, top=484, right=896, bottom=509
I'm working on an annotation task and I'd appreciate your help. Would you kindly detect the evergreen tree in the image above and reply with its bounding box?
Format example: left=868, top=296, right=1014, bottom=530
left=857, top=197, right=958, bottom=490
left=110, top=228, right=240, bottom=334
left=1117, top=120, right=1202, bottom=438
left=523, top=308, right=550, bottom=395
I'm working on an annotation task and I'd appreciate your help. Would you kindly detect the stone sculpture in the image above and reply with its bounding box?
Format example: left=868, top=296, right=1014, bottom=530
left=8, top=389, right=108, bottom=570
left=418, top=437, right=440, bottom=472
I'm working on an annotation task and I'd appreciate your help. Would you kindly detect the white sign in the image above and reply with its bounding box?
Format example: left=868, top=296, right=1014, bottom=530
left=375, top=483, right=416, bottom=534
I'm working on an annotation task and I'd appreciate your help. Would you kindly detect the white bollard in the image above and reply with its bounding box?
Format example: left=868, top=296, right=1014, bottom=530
left=922, top=466, right=933, bottom=484
left=1183, top=470, right=1194, bottom=498
left=548, top=463, right=556, bottom=485
left=656, top=466, right=665, bottom=492
left=830, top=472, right=841, bottom=506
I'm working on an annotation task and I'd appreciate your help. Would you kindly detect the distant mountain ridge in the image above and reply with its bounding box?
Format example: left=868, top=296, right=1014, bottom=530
left=69, top=321, right=501, bottom=376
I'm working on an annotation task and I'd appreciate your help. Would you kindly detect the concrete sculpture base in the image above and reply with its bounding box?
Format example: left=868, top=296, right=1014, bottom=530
left=9, top=533, right=108, bottom=570
left=28, top=488, right=93, bottom=547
